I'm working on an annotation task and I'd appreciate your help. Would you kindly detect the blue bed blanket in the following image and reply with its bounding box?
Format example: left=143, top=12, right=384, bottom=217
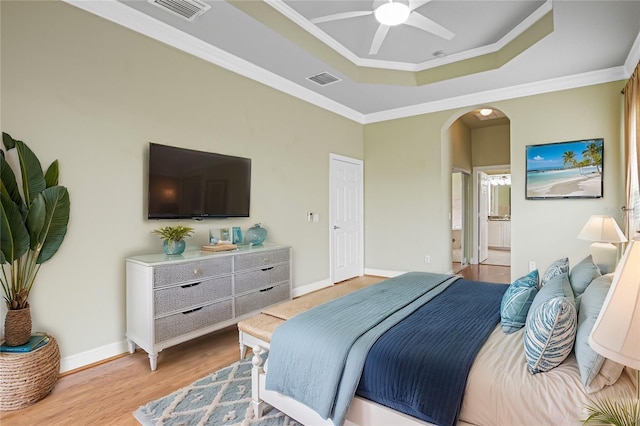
left=357, top=278, right=507, bottom=426
left=265, top=272, right=460, bottom=425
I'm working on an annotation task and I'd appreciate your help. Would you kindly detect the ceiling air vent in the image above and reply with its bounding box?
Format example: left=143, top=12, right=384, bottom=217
left=148, top=0, right=211, bottom=22
left=307, top=72, right=341, bottom=87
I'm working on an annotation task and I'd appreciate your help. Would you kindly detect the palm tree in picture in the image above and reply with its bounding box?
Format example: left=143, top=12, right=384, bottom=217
left=562, top=150, right=577, bottom=169
left=582, top=140, right=603, bottom=174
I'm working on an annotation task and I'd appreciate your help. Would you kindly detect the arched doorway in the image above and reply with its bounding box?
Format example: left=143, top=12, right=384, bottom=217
left=445, top=107, right=511, bottom=273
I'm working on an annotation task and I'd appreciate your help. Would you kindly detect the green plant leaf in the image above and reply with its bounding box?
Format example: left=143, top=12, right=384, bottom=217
left=0, top=192, right=30, bottom=263
left=44, top=160, right=59, bottom=188
left=2, top=132, right=16, bottom=150
left=0, top=149, right=24, bottom=210
left=26, top=193, right=46, bottom=250
left=36, top=186, right=70, bottom=264
left=3, top=133, right=46, bottom=207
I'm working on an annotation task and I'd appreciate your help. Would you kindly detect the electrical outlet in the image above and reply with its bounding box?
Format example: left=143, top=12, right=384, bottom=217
left=424, top=255, right=431, bottom=264
left=529, top=261, right=536, bottom=271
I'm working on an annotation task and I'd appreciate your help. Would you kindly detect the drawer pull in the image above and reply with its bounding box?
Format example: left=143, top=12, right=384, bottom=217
left=259, top=286, right=274, bottom=292
left=193, top=269, right=201, bottom=276
left=181, top=282, right=201, bottom=289
left=261, top=267, right=274, bottom=272
left=182, top=307, right=203, bottom=315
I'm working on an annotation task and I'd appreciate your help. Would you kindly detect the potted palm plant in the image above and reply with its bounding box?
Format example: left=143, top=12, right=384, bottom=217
left=0, top=132, right=70, bottom=346
left=152, top=225, right=194, bottom=255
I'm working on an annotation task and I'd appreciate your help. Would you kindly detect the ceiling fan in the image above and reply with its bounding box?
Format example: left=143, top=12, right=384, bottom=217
left=310, top=0, right=455, bottom=55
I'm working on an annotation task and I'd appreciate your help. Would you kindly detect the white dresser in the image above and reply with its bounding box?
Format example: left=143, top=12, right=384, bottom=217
left=125, top=244, right=291, bottom=370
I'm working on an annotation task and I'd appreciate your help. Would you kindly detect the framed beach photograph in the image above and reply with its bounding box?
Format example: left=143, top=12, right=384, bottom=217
left=525, top=138, right=603, bottom=199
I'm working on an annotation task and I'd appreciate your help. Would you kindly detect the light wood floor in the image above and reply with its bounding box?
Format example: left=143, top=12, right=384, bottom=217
left=0, top=266, right=509, bottom=426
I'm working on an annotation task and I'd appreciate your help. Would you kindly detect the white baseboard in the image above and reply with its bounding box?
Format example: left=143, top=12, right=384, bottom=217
left=291, top=278, right=332, bottom=298
left=364, top=268, right=406, bottom=278
left=60, top=340, right=129, bottom=373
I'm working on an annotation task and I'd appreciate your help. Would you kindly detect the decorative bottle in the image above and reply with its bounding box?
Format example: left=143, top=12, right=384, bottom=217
left=246, top=223, right=267, bottom=246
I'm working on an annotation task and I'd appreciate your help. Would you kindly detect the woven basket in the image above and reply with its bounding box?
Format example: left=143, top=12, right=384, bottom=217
left=0, top=334, right=60, bottom=411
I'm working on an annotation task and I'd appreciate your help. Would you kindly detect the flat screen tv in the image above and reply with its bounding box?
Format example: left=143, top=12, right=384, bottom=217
left=148, top=143, right=251, bottom=219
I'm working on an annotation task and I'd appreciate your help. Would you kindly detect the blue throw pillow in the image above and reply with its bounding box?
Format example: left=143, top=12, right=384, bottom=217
left=575, top=274, right=623, bottom=392
left=500, top=270, right=539, bottom=334
left=526, top=271, right=575, bottom=325
left=524, top=296, right=577, bottom=374
left=540, top=257, right=569, bottom=287
left=570, top=255, right=601, bottom=310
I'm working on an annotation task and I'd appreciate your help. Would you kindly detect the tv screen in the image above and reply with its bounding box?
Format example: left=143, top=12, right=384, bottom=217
left=148, top=143, right=251, bottom=219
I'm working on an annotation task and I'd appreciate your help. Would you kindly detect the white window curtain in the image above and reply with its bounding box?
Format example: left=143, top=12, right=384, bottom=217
left=623, top=60, right=640, bottom=239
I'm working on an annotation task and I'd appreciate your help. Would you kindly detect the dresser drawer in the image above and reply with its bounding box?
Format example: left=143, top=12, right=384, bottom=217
left=235, top=282, right=290, bottom=317
left=234, top=263, right=290, bottom=294
left=154, top=299, right=233, bottom=343
left=153, top=256, right=232, bottom=288
left=154, top=276, right=232, bottom=316
left=234, top=249, right=289, bottom=272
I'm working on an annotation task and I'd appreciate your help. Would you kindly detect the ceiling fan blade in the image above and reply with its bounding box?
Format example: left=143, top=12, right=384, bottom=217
left=408, top=0, right=434, bottom=12
left=404, top=11, right=455, bottom=40
left=311, top=10, right=373, bottom=24
left=369, top=24, right=391, bottom=55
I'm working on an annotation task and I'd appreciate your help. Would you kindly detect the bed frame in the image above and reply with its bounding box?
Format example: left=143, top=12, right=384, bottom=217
left=248, top=341, right=432, bottom=426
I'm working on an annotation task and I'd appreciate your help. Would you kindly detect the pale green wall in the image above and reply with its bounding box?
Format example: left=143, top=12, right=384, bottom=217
left=1, top=1, right=362, bottom=363
left=450, top=120, right=472, bottom=171
left=364, top=82, right=625, bottom=278
left=364, top=111, right=454, bottom=272
left=472, top=124, right=510, bottom=167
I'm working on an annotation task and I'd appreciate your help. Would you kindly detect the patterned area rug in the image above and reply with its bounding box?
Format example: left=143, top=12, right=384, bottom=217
left=133, top=356, right=301, bottom=426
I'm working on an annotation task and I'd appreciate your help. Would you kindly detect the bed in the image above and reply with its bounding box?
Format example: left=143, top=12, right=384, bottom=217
left=239, top=267, right=637, bottom=426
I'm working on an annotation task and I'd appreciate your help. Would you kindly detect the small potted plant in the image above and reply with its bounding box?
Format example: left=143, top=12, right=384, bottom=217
left=152, top=225, right=194, bottom=255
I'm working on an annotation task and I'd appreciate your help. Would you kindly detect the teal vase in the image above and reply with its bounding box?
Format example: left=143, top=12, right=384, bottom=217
left=246, top=223, right=267, bottom=246
left=163, top=239, right=186, bottom=255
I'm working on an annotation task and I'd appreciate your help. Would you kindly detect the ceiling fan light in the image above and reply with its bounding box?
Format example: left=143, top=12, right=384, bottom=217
left=374, top=2, right=410, bottom=26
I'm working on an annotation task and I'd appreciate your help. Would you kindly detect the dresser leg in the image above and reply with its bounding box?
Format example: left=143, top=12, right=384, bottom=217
left=126, top=339, right=136, bottom=354
left=148, top=352, right=158, bottom=371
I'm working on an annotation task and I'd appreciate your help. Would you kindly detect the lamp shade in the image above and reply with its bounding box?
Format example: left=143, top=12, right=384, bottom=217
left=577, top=215, right=627, bottom=243
left=588, top=235, right=640, bottom=369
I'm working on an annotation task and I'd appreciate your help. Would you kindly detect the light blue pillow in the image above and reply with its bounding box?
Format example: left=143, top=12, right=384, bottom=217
left=500, top=270, right=539, bottom=334
left=540, top=257, right=569, bottom=287
left=575, top=274, right=622, bottom=392
left=524, top=296, right=577, bottom=374
left=570, top=255, right=601, bottom=310
left=527, top=271, right=575, bottom=325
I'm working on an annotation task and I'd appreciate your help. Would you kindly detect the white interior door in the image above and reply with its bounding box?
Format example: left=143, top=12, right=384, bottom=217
left=478, top=171, right=490, bottom=263
left=330, top=154, right=363, bottom=283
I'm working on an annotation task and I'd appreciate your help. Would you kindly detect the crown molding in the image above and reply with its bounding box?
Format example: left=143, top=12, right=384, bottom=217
left=624, top=31, right=640, bottom=75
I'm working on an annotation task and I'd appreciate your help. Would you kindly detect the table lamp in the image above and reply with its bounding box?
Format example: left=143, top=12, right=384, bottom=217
left=586, top=232, right=639, bottom=423
left=577, top=215, right=627, bottom=273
